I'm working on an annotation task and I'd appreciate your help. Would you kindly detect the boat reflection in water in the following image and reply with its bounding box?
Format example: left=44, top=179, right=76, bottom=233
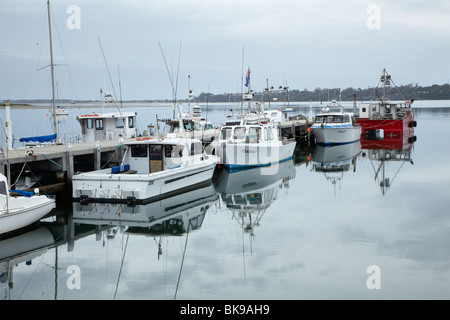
left=73, top=183, right=218, bottom=240
left=310, top=141, right=361, bottom=195
left=214, top=160, right=296, bottom=240
left=0, top=226, right=55, bottom=299
left=359, top=134, right=415, bottom=195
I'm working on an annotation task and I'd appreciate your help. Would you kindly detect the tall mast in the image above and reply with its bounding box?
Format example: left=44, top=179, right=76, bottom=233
left=47, top=0, right=57, bottom=135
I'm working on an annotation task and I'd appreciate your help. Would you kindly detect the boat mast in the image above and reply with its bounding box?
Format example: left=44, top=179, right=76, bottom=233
left=188, top=75, right=191, bottom=115
left=47, top=0, right=57, bottom=135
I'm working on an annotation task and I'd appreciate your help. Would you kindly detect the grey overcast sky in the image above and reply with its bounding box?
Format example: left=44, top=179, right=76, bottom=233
left=1, top=0, right=450, bottom=101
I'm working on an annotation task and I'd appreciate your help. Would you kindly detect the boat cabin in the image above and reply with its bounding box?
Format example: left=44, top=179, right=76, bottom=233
left=314, top=113, right=353, bottom=125
left=219, top=123, right=276, bottom=144
left=263, top=109, right=291, bottom=123
left=163, top=117, right=214, bottom=133
left=358, top=101, right=413, bottom=120
left=76, top=112, right=138, bottom=142
left=123, top=138, right=205, bottom=174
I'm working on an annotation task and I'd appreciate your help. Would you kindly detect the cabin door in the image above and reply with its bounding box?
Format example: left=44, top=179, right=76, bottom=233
left=149, top=145, right=163, bottom=173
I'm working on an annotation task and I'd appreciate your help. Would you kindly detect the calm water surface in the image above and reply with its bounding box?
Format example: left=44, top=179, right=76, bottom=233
left=1, top=100, right=450, bottom=300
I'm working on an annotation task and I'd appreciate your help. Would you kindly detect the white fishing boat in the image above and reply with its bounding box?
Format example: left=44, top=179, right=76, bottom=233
left=311, top=100, right=361, bottom=145
left=76, top=90, right=139, bottom=143
left=51, top=106, right=69, bottom=116
left=209, top=68, right=296, bottom=170
left=72, top=135, right=219, bottom=205
left=160, top=114, right=219, bottom=144
left=212, top=120, right=296, bottom=171
left=0, top=173, right=55, bottom=235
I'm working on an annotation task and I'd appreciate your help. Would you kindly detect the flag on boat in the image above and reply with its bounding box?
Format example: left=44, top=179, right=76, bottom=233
left=245, top=68, right=251, bottom=87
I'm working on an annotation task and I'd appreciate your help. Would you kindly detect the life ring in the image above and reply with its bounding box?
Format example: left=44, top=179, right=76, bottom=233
left=26, top=150, right=34, bottom=157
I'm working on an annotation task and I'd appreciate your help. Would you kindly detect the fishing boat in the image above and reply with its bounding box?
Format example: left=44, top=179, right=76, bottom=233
left=357, top=68, right=417, bottom=138
left=72, top=135, right=219, bottom=205
left=260, top=83, right=309, bottom=140
left=212, top=120, right=296, bottom=171
left=0, top=173, right=55, bottom=235
left=210, top=68, right=296, bottom=170
left=76, top=90, right=139, bottom=143
left=160, top=114, right=219, bottom=144
left=51, top=106, right=69, bottom=116
left=311, top=100, right=361, bottom=146
left=159, top=78, right=219, bottom=144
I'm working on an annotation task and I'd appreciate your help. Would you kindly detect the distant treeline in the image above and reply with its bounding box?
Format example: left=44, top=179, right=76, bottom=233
left=192, top=83, right=450, bottom=103
left=4, top=83, right=450, bottom=105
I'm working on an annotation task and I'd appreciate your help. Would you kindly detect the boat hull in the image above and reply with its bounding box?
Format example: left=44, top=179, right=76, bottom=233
left=312, top=126, right=361, bottom=146
left=357, top=117, right=416, bottom=138
left=0, top=197, right=55, bottom=235
left=217, top=140, right=296, bottom=172
left=72, top=158, right=218, bottom=204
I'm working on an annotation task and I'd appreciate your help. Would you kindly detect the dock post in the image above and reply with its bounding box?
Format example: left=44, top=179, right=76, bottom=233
left=94, top=140, right=101, bottom=170
left=5, top=100, right=12, bottom=150
left=65, top=143, right=74, bottom=186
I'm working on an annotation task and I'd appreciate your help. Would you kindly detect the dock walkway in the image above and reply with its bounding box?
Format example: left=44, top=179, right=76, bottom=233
left=1, top=139, right=128, bottom=194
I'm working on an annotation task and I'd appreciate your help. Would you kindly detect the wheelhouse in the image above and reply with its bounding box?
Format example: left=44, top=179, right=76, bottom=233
left=76, top=112, right=138, bottom=142
left=125, top=139, right=205, bottom=174
left=314, top=114, right=351, bottom=124
left=219, top=124, right=276, bottom=144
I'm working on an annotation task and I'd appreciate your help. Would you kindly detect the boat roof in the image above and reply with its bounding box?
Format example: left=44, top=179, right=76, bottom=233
left=359, top=100, right=412, bottom=105
left=76, top=111, right=137, bottom=120
left=125, top=135, right=202, bottom=146
left=315, top=112, right=354, bottom=116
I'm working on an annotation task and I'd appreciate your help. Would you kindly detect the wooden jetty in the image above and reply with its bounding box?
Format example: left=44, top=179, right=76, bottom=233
left=0, top=139, right=127, bottom=195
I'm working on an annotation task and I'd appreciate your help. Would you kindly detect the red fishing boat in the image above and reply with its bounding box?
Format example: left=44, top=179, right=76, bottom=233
left=357, top=68, right=417, bottom=138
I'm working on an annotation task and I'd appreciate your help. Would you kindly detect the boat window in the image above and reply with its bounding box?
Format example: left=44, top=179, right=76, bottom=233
left=271, top=112, right=278, bottom=117
left=205, top=123, right=214, bottom=130
left=264, top=127, right=268, bottom=141
left=268, top=127, right=273, bottom=140
left=130, top=144, right=148, bottom=157
left=128, top=116, right=136, bottom=128
left=184, top=122, right=193, bottom=131
left=343, top=115, right=350, bottom=122
left=149, top=145, right=163, bottom=160
left=190, top=142, right=203, bottom=155
left=115, top=118, right=124, bottom=128
left=165, top=144, right=174, bottom=158
left=95, top=119, right=103, bottom=130
left=171, top=144, right=184, bottom=158
left=246, top=127, right=261, bottom=143
left=234, top=127, right=246, bottom=140
left=86, top=119, right=93, bottom=129
left=247, top=193, right=262, bottom=205
left=324, top=115, right=343, bottom=123
left=0, top=181, right=6, bottom=195
left=194, top=123, right=202, bottom=131
left=315, top=116, right=326, bottom=123
left=221, top=127, right=232, bottom=140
